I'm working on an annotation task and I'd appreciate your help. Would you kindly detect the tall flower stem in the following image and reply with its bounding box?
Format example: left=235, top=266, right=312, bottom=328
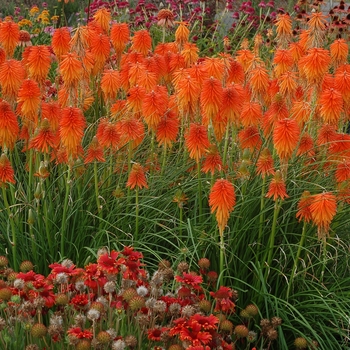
left=197, top=162, right=202, bottom=223
left=320, top=236, right=327, bottom=283
left=222, top=124, right=230, bottom=166
left=219, top=232, right=225, bottom=286
left=135, top=188, right=139, bottom=244
left=161, top=145, right=167, bottom=176
left=2, top=186, right=17, bottom=270
left=264, top=199, right=281, bottom=280
left=286, top=221, right=307, bottom=300
left=256, top=177, right=267, bottom=262
left=94, top=162, right=102, bottom=227
left=60, top=165, right=71, bottom=257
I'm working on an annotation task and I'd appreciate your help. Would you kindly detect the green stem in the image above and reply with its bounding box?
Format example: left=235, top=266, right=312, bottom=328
left=94, top=161, right=102, bottom=218
left=197, top=162, right=202, bottom=223
left=264, top=199, right=281, bottom=279
left=320, top=236, right=327, bottom=283
left=219, top=232, right=225, bottom=286
left=60, top=165, right=71, bottom=257
left=256, top=176, right=267, bottom=261
left=43, top=198, right=53, bottom=259
left=286, top=221, right=307, bottom=300
left=135, top=188, right=139, bottom=244
left=2, top=186, right=17, bottom=270
left=222, top=124, right=230, bottom=166
left=179, top=206, right=183, bottom=242
left=161, top=145, right=167, bottom=176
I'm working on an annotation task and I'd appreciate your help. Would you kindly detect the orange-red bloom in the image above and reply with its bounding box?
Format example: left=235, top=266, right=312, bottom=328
left=249, top=65, right=269, bottom=98
left=256, top=148, right=275, bottom=178
left=273, top=49, right=293, bottom=77
left=330, top=39, right=348, bottom=68
left=200, top=77, right=224, bottom=122
left=240, top=101, right=262, bottom=127
left=84, top=136, right=105, bottom=164
left=0, top=154, right=15, bottom=186
left=26, top=45, right=51, bottom=82
left=28, top=119, right=57, bottom=154
left=52, top=27, right=71, bottom=60
left=118, top=117, right=145, bottom=148
left=220, top=84, right=245, bottom=124
left=296, top=191, right=313, bottom=223
left=265, top=170, right=289, bottom=201
left=110, top=23, right=130, bottom=57
left=93, top=8, right=111, bottom=33
left=175, top=22, right=189, bottom=47
left=273, top=118, right=300, bottom=160
left=201, top=146, right=223, bottom=175
left=126, top=163, right=148, bottom=190
left=335, top=159, right=350, bottom=183
left=41, top=101, right=62, bottom=132
left=101, top=69, right=121, bottom=103
left=96, top=118, right=121, bottom=150
left=0, top=59, right=25, bottom=102
left=0, top=21, right=19, bottom=57
left=90, top=33, right=110, bottom=74
left=131, top=29, right=152, bottom=56
left=309, top=192, right=337, bottom=239
left=319, top=87, right=343, bottom=125
left=176, top=75, right=201, bottom=117
left=0, top=100, right=19, bottom=149
left=209, top=179, right=236, bottom=236
left=59, top=107, right=86, bottom=158
left=275, top=14, right=292, bottom=46
left=185, top=123, right=211, bottom=162
left=60, top=53, right=83, bottom=87
left=238, top=126, right=262, bottom=151
left=157, top=9, right=175, bottom=28
left=181, top=43, right=199, bottom=67
left=156, top=111, right=179, bottom=148
left=17, top=79, right=41, bottom=126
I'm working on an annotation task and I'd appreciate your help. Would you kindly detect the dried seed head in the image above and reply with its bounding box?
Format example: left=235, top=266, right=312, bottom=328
left=0, top=317, right=6, bottom=331
left=112, top=339, right=126, bottom=350
left=294, top=337, right=308, bottom=349
left=0, top=287, right=12, bottom=301
left=20, top=260, right=34, bottom=272
left=129, top=296, right=145, bottom=311
left=271, top=316, right=282, bottom=327
left=122, top=288, right=138, bottom=302
left=76, top=339, right=92, bottom=350
left=61, top=259, right=74, bottom=268
left=55, top=272, right=69, bottom=284
left=75, top=280, right=86, bottom=292
left=168, top=345, right=183, bottom=350
left=136, top=285, right=148, bottom=297
left=247, top=330, right=258, bottom=343
left=198, top=299, right=212, bottom=313
left=124, top=335, right=137, bottom=348
left=267, top=328, right=278, bottom=340
left=49, top=314, right=63, bottom=327
left=153, top=300, right=167, bottom=313
left=0, top=256, right=8, bottom=267
left=198, top=258, right=210, bottom=270
left=158, top=259, right=171, bottom=270
left=181, top=305, right=196, bottom=318
left=145, top=297, right=156, bottom=309
left=13, top=278, right=25, bottom=290
left=55, top=293, right=69, bottom=306
left=31, top=323, right=47, bottom=338
left=245, top=304, right=259, bottom=317
left=220, top=319, right=234, bottom=332
left=160, top=267, right=174, bottom=282
left=74, top=314, right=86, bottom=327
left=168, top=302, right=181, bottom=316
left=91, top=301, right=105, bottom=313
left=177, top=261, right=189, bottom=274
left=87, top=308, right=100, bottom=321
left=33, top=296, right=46, bottom=309
left=104, top=281, right=116, bottom=293
left=25, top=345, right=39, bottom=350
left=234, top=325, right=249, bottom=338
left=97, top=330, right=112, bottom=344
left=106, top=328, right=117, bottom=340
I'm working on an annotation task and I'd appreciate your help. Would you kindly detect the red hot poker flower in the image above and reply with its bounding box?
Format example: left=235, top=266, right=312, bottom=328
left=185, top=123, right=210, bottom=163
left=0, top=154, right=15, bottom=186
left=126, top=163, right=148, bottom=190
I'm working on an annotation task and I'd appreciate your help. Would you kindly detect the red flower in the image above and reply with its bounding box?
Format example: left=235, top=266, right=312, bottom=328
left=67, top=327, right=93, bottom=340
left=147, top=327, right=169, bottom=341
left=126, top=163, right=148, bottom=190
left=185, top=123, right=210, bottom=162
left=0, top=154, right=15, bottom=186
left=175, top=272, right=203, bottom=287
left=84, top=136, right=105, bottom=164
left=210, top=286, right=235, bottom=313
left=266, top=170, right=289, bottom=201
left=190, top=314, right=219, bottom=331
left=70, top=293, right=91, bottom=310
left=97, top=250, right=123, bottom=275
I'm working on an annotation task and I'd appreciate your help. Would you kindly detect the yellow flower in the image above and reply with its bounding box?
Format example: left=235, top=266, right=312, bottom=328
left=51, top=16, right=59, bottom=23
left=29, top=6, right=40, bottom=16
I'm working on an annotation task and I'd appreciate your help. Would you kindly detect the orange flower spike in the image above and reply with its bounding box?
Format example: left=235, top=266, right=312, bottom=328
left=236, top=49, right=254, bottom=72
left=319, top=87, right=343, bottom=125
left=203, top=57, right=226, bottom=81
left=0, top=154, right=15, bottom=186
left=0, top=100, right=19, bottom=150
left=330, top=39, right=348, bottom=69
left=0, top=59, right=25, bottom=102
left=131, top=29, right=152, bottom=56
left=221, top=84, right=245, bottom=124
left=110, top=23, right=130, bottom=56
left=248, top=65, right=269, bottom=98
left=298, top=48, right=331, bottom=85
left=93, top=8, right=111, bottom=34
left=238, top=126, right=262, bottom=151
left=90, top=33, right=111, bottom=74
left=26, top=45, right=51, bottom=83
left=128, top=62, right=147, bottom=87
left=59, top=107, right=86, bottom=158
left=226, top=60, right=245, bottom=84
left=156, top=111, right=179, bottom=148
left=256, top=147, right=275, bottom=178
left=176, top=74, right=201, bottom=117
left=201, top=145, right=223, bottom=175
left=101, top=69, right=121, bottom=103
left=200, top=77, right=224, bottom=122
left=185, top=123, right=211, bottom=162
left=0, top=21, right=19, bottom=58
left=316, top=124, right=337, bottom=146
left=84, top=136, right=105, bottom=164
left=119, top=117, right=145, bottom=148
left=335, top=64, right=350, bottom=104
left=266, top=170, right=289, bottom=201
left=188, top=63, right=208, bottom=88
left=296, top=132, right=315, bottom=158
left=273, top=118, right=300, bottom=161
left=175, top=22, right=190, bottom=48
left=17, top=79, right=41, bottom=126
left=52, top=27, right=71, bottom=61
left=28, top=118, right=57, bottom=154
left=138, top=70, right=157, bottom=93
left=181, top=43, right=199, bottom=67
left=41, top=101, right=61, bottom=132
left=240, top=100, right=263, bottom=127
left=126, top=163, right=148, bottom=190
left=296, top=191, right=313, bottom=223
left=335, top=159, right=350, bottom=183
left=307, top=12, right=327, bottom=48
left=69, top=26, right=90, bottom=57
left=96, top=118, right=121, bottom=149
left=275, top=14, right=292, bottom=47
left=0, top=48, right=5, bottom=66
left=273, top=49, right=293, bottom=77
left=59, top=52, right=83, bottom=87
left=142, top=85, right=169, bottom=130
left=309, top=192, right=337, bottom=239
left=126, top=85, right=146, bottom=115
left=288, top=42, right=305, bottom=64
left=278, top=71, right=298, bottom=98
left=209, top=179, right=236, bottom=236
left=290, top=100, right=311, bottom=127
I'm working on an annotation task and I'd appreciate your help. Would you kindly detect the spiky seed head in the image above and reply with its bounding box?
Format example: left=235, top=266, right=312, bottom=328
left=31, top=323, right=47, bottom=338
left=76, top=339, right=91, bottom=350
left=55, top=293, right=69, bottom=306
left=245, top=304, right=259, bottom=317
left=0, top=256, right=8, bottom=267
left=220, top=319, right=234, bottom=332
left=198, top=258, right=210, bottom=269
left=294, top=337, right=308, bottom=349
left=0, top=287, right=12, bottom=301
left=20, top=260, right=34, bottom=272
left=198, top=299, right=212, bottom=313
left=234, top=325, right=249, bottom=338
left=97, top=330, right=111, bottom=344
